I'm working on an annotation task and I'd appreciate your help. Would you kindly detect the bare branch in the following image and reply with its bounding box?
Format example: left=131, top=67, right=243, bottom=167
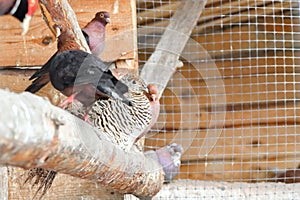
left=0, top=89, right=164, bottom=198
left=39, top=0, right=90, bottom=53
left=140, top=0, right=208, bottom=98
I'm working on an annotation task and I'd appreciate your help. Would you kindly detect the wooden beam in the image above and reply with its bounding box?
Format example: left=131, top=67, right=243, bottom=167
left=139, top=51, right=297, bottom=80
left=153, top=102, right=299, bottom=130
left=138, top=1, right=297, bottom=35
left=139, top=18, right=297, bottom=60
left=0, top=0, right=137, bottom=67
left=179, top=156, right=300, bottom=181
left=145, top=125, right=300, bottom=162
left=140, top=0, right=207, bottom=98
left=137, top=0, right=266, bottom=26
left=0, top=89, right=164, bottom=198
left=162, top=72, right=297, bottom=110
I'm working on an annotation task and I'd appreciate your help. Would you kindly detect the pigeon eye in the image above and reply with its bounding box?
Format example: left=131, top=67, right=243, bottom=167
left=132, top=80, right=136, bottom=84
left=100, top=13, right=104, bottom=18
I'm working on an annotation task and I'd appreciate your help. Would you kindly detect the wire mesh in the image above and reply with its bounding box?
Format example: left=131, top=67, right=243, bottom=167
left=137, top=0, right=300, bottom=198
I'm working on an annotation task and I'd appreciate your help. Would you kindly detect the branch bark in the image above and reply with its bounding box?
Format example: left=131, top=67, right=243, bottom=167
left=140, top=0, right=208, bottom=98
left=0, top=89, right=164, bottom=198
left=39, top=0, right=90, bottom=53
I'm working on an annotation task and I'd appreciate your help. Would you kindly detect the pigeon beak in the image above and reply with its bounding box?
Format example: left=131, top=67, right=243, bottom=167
left=106, top=17, right=111, bottom=24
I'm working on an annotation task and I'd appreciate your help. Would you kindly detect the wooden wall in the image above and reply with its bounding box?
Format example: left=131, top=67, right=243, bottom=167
left=138, top=0, right=300, bottom=182
left=0, top=0, right=137, bottom=199
left=0, top=0, right=138, bottom=102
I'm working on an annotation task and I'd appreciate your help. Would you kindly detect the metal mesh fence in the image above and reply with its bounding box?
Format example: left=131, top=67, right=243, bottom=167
left=136, top=0, right=300, bottom=196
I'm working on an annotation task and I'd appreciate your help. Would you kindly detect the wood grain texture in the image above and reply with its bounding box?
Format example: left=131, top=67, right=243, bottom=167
left=0, top=0, right=137, bottom=67
left=146, top=125, right=300, bottom=181
left=146, top=125, right=300, bottom=161
left=8, top=167, right=123, bottom=200
left=162, top=74, right=296, bottom=111
left=0, top=71, right=65, bottom=106
left=154, top=102, right=298, bottom=130
left=138, top=17, right=297, bottom=60
left=179, top=155, right=300, bottom=181
left=138, top=1, right=297, bottom=35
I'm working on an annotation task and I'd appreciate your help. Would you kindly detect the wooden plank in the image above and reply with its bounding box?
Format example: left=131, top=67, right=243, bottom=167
left=0, top=0, right=137, bottom=67
left=137, top=0, right=266, bottom=26
left=138, top=1, right=297, bottom=36
left=139, top=19, right=297, bottom=60
left=179, top=156, right=300, bottom=181
left=162, top=73, right=297, bottom=110
left=0, top=72, right=64, bottom=106
left=139, top=54, right=297, bottom=78
left=190, top=19, right=296, bottom=57
left=136, top=0, right=216, bottom=11
left=296, top=51, right=300, bottom=100
left=151, top=102, right=299, bottom=130
left=145, top=125, right=300, bottom=162
left=137, top=1, right=180, bottom=25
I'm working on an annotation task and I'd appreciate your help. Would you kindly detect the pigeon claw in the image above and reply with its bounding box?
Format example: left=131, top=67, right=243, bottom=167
left=61, top=93, right=79, bottom=109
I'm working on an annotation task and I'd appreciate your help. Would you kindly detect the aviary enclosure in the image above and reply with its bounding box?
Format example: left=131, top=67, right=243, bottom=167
left=0, top=0, right=299, bottom=199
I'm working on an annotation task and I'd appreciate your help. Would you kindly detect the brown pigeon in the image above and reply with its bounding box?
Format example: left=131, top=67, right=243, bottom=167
left=82, top=11, right=110, bottom=56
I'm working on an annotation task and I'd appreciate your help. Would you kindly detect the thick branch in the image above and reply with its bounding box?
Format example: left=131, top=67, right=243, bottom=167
left=39, top=0, right=90, bottom=53
left=0, top=89, right=163, bottom=197
left=140, top=0, right=207, bottom=98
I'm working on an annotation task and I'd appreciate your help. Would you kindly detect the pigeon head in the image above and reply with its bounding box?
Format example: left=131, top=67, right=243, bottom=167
left=95, top=11, right=110, bottom=25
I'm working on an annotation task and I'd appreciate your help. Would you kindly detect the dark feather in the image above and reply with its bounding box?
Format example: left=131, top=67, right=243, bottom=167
left=49, top=50, right=131, bottom=106
left=82, top=30, right=90, bottom=46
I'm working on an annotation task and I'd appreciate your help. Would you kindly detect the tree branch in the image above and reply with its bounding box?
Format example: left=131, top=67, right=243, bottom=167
left=39, top=0, right=90, bottom=53
left=0, top=89, right=164, bottom=198
left=140, top=0, right=208, bottom=98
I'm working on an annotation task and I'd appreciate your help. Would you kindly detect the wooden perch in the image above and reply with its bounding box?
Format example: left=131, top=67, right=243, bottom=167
left=0, top=89, right=164, bottom=198
left=140, top=0, right=208, bottom=98
left=39, top=0, right=90, bottom=53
